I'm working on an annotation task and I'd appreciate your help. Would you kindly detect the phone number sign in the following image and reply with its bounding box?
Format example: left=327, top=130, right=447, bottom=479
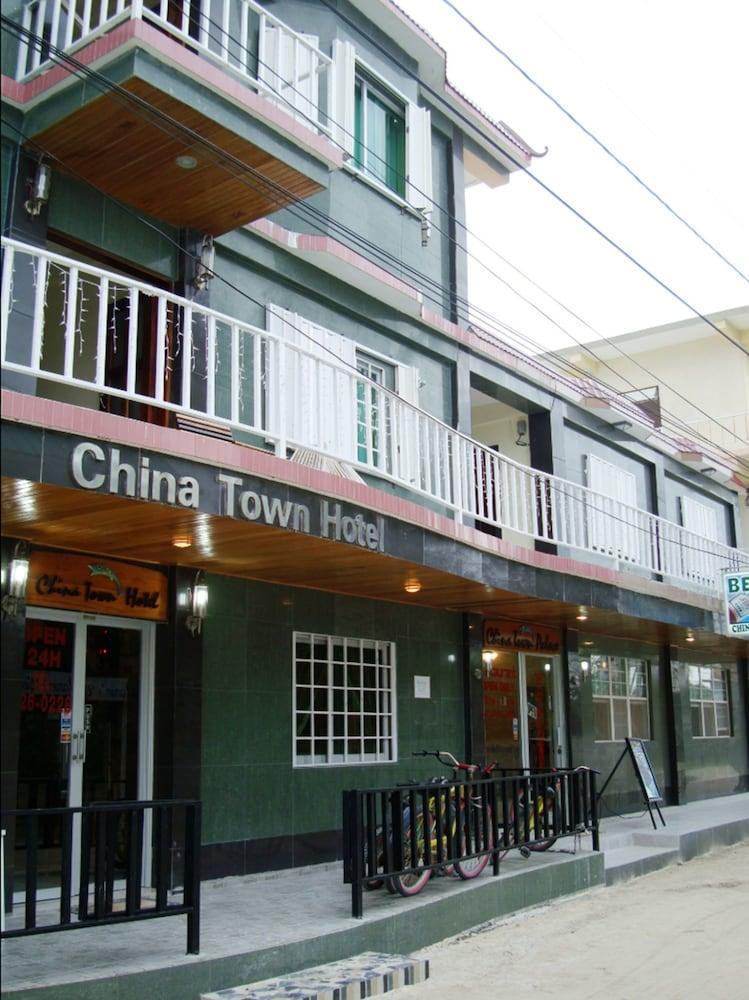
left=724, top=572, right=749, bottom=638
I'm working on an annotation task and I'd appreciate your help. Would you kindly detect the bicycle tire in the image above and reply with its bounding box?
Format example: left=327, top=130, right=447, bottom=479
left=387, top=814, right=432, bottom=897
left=454, top=804, right=493, bottom=880
left=526, top=795, right=558, bottom=851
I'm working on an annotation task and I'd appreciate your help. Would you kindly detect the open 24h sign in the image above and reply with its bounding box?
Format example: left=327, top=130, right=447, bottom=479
left=724, top=572, right=749, bottom=638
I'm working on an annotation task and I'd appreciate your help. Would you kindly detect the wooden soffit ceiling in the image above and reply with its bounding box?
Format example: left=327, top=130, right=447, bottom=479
left=29, top=78, right=323, bottom=236
left=2, top=477, right=743, bottom=658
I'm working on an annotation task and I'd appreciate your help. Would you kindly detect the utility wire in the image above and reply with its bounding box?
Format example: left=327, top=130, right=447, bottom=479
left=317, top=0, right=749, bottom=361
left=2, top=14, right=747, bottom=468
left=441, top=0, right=749, bottom=286
left=4, top=117, right=746, bottom=565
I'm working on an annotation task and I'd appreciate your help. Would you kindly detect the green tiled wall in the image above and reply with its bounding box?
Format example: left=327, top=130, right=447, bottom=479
left=200, top=575, right=465, bottom=844
left=672, top=657, right=748, bottom=801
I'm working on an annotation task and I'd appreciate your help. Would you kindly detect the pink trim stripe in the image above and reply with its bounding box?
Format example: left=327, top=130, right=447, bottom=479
left=0, top=389, right=719, bottom=611
left=3, top=20, right=342, bottom=168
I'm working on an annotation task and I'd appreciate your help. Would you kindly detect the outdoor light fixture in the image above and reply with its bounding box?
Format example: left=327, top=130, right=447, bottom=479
left=404, top=578, right=422, bottom=594
left=172, top=536, right=192, bottom=549
left=2, top=540, right=30, bottom=619
left=24, top=160, right=51, bottom=217
left=576, top=607, right=588, bottom=621
left=580, top=659, right=590, bottom=673
left=544, top=662, right=551, bottom=673
left=685, top=632, right=695, bottom=643
left=175, top=154, right=198, bottom=170
left=185, top=570, right=208, bottom=636
left=193, top=235, right=215, bottom=290
left=515, top=419, right=529, bottom=447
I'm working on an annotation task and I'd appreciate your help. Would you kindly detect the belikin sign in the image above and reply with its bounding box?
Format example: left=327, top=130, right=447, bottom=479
left=723, top=572, right=749, bottom=638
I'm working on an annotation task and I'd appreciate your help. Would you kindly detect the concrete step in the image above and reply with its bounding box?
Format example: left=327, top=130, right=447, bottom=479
left=200, top=952, right=429, bottom=1000
left=603, top=845, right=680, bottom=886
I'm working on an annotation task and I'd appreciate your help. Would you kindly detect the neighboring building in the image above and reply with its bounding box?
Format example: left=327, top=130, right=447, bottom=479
left=1, top=0, right=747, bottom=906
left=553, top=306, right=749, bottom=544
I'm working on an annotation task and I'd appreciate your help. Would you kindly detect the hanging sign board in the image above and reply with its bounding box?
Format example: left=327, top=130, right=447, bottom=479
left=625, top=738, right=663, bottom=804
left=484, top=620, right=560, bottom=653
left=27, top=552, right=168, bottom=621
left=723, top=572, right=749, bottom=638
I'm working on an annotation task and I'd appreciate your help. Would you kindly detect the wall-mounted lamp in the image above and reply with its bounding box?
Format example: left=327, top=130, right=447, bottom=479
left=580, top=659, right=590, bottom=674
left=185, top=570, right=208, bottom=636
left=193, top=235, right=215, bottom=291
left=515, top=419, right=529, bottom=447
left=2, top=540, right=30, bottom=619
left=25, top=160, right=52, bottom=217
left=544, top=661, right=551, bottom=673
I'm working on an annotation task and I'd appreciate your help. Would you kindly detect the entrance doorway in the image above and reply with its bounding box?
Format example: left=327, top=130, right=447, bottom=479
left=14, top=609, right=155, bottom=895
left=483, top=651, right=566, bottom=771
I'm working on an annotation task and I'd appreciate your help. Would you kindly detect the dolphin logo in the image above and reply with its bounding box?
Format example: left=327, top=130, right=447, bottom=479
left=88, top=563, right=123, bottom=596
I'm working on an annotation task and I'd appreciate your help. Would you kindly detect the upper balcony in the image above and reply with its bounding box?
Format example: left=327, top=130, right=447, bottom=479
left=2, top=237, right=747, bottom=604
left=3, top=0, right=342, bottom=234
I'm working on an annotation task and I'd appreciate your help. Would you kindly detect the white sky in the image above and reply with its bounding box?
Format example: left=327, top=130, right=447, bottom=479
left=396, top=0, right=749, bottom=353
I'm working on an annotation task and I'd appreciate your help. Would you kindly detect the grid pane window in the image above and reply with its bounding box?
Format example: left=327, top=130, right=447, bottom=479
left=592, top=655, right=650, bottom=741
left=689, top=665, right=731, bottom=738
left=294, top=632, right=396, bottom=766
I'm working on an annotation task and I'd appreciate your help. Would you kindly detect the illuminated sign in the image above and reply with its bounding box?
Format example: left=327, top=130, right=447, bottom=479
left=724, top=572, right=749, bottom=638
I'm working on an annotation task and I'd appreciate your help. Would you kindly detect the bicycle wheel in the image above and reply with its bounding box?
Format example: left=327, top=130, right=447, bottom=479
left=526, top=793, right=558, bottom=852
left=454, top=804, right=493, bottom=879
left=387, top=815, right=432, bottom=897
left=363, top=830, right=385, bottom=890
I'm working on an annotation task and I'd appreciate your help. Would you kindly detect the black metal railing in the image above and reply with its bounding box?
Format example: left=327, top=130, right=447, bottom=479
left=1, top=799, right=201, bottom=953
left=343, top=767, right=599, bottom=917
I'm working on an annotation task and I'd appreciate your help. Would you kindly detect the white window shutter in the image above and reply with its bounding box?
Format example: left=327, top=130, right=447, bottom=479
left=406, top=103, right=432, bottom=210
left=396, top=363, right=420, bottom=405
left=586, top=454, right=639, bottom=561
left=267, top=304, right=357, bottom=460
left=331, top=39, right=356, bottom=156
left=681, top=496, right=719, bottom=541
left=258, top=22, right=320, bottom=123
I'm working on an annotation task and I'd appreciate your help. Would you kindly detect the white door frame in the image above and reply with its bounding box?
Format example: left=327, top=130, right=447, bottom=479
left=17, top=608, right=155, bottom=900
left=517, top=653, right=567, bottom=770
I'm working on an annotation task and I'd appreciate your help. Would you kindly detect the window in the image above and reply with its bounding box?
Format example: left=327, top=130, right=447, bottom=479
left=354, top=72, right=406, bottom=196
left=293, top=632, right=396, bottom=766
left=356, top=352, right=395, bottom=467
left=689, top=665, right=731, bottom=738
left=591, top=656, right=650, bottom=741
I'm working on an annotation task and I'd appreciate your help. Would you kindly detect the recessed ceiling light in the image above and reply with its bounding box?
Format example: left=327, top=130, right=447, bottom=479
left=685, top=633, right=695, bottom=643
left=175, top=154, right=198, bottom=170
left=404, top=578, right=421, bottom=594
left=172, top=536, right=192, bottom=549
left=576, top=607, right=588, bottom=621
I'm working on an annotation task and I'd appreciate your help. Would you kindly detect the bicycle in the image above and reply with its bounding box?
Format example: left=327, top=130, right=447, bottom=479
left=386, top=750, right=496, bottom=896
left=500, top=770, right=560, bottom=858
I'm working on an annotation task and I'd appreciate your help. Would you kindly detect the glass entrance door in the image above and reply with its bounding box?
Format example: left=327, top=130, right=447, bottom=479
left=522, top=654, right=557, bottom=771
left=483, top=651, right=566, bottom=772
left=15, top=610, right=154, bottom=896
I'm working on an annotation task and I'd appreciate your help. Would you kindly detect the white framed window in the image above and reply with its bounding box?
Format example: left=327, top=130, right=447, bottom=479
left=689, top=665, right=731, bottom=738
left=356, top=351, right=395, bottom=467
left=293, top=632, right=397, bottom=766
left=591, top=655, right=650, bottom=741
left=586, top=453, right=641, bottom=563
left=332, top=40, right=432, bottom=210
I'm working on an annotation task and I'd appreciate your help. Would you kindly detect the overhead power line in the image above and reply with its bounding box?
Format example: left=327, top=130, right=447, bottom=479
left=2, top=13, right=747, bottom=470
left=316, top=0, right=749, bottom=362
left=441, top=0, right=749, bottom=286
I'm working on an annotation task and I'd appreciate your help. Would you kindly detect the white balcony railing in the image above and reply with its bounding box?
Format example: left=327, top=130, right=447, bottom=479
left=14, top=0, right=333, bottom=135
left=2, top=238, right=746, bottom=598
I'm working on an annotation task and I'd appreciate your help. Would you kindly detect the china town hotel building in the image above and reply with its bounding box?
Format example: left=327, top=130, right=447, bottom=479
left=1, top=0, right=747, bottom=894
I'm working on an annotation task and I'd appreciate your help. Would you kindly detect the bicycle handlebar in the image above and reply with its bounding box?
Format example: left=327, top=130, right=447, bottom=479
left=412, top=749, right=483, bottom=772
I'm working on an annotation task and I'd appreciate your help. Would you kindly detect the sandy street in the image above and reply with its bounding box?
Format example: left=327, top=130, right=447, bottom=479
left=389, top=842, right=749, bottom=1000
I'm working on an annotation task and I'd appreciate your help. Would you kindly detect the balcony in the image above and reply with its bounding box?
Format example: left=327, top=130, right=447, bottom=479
left=2, top=237, right=746, bottom=600
left=5, top=0, right=339, bottom=234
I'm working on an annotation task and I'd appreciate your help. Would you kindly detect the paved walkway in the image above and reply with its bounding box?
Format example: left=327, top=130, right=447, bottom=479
left=1, top=793, right=748, bottom=999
